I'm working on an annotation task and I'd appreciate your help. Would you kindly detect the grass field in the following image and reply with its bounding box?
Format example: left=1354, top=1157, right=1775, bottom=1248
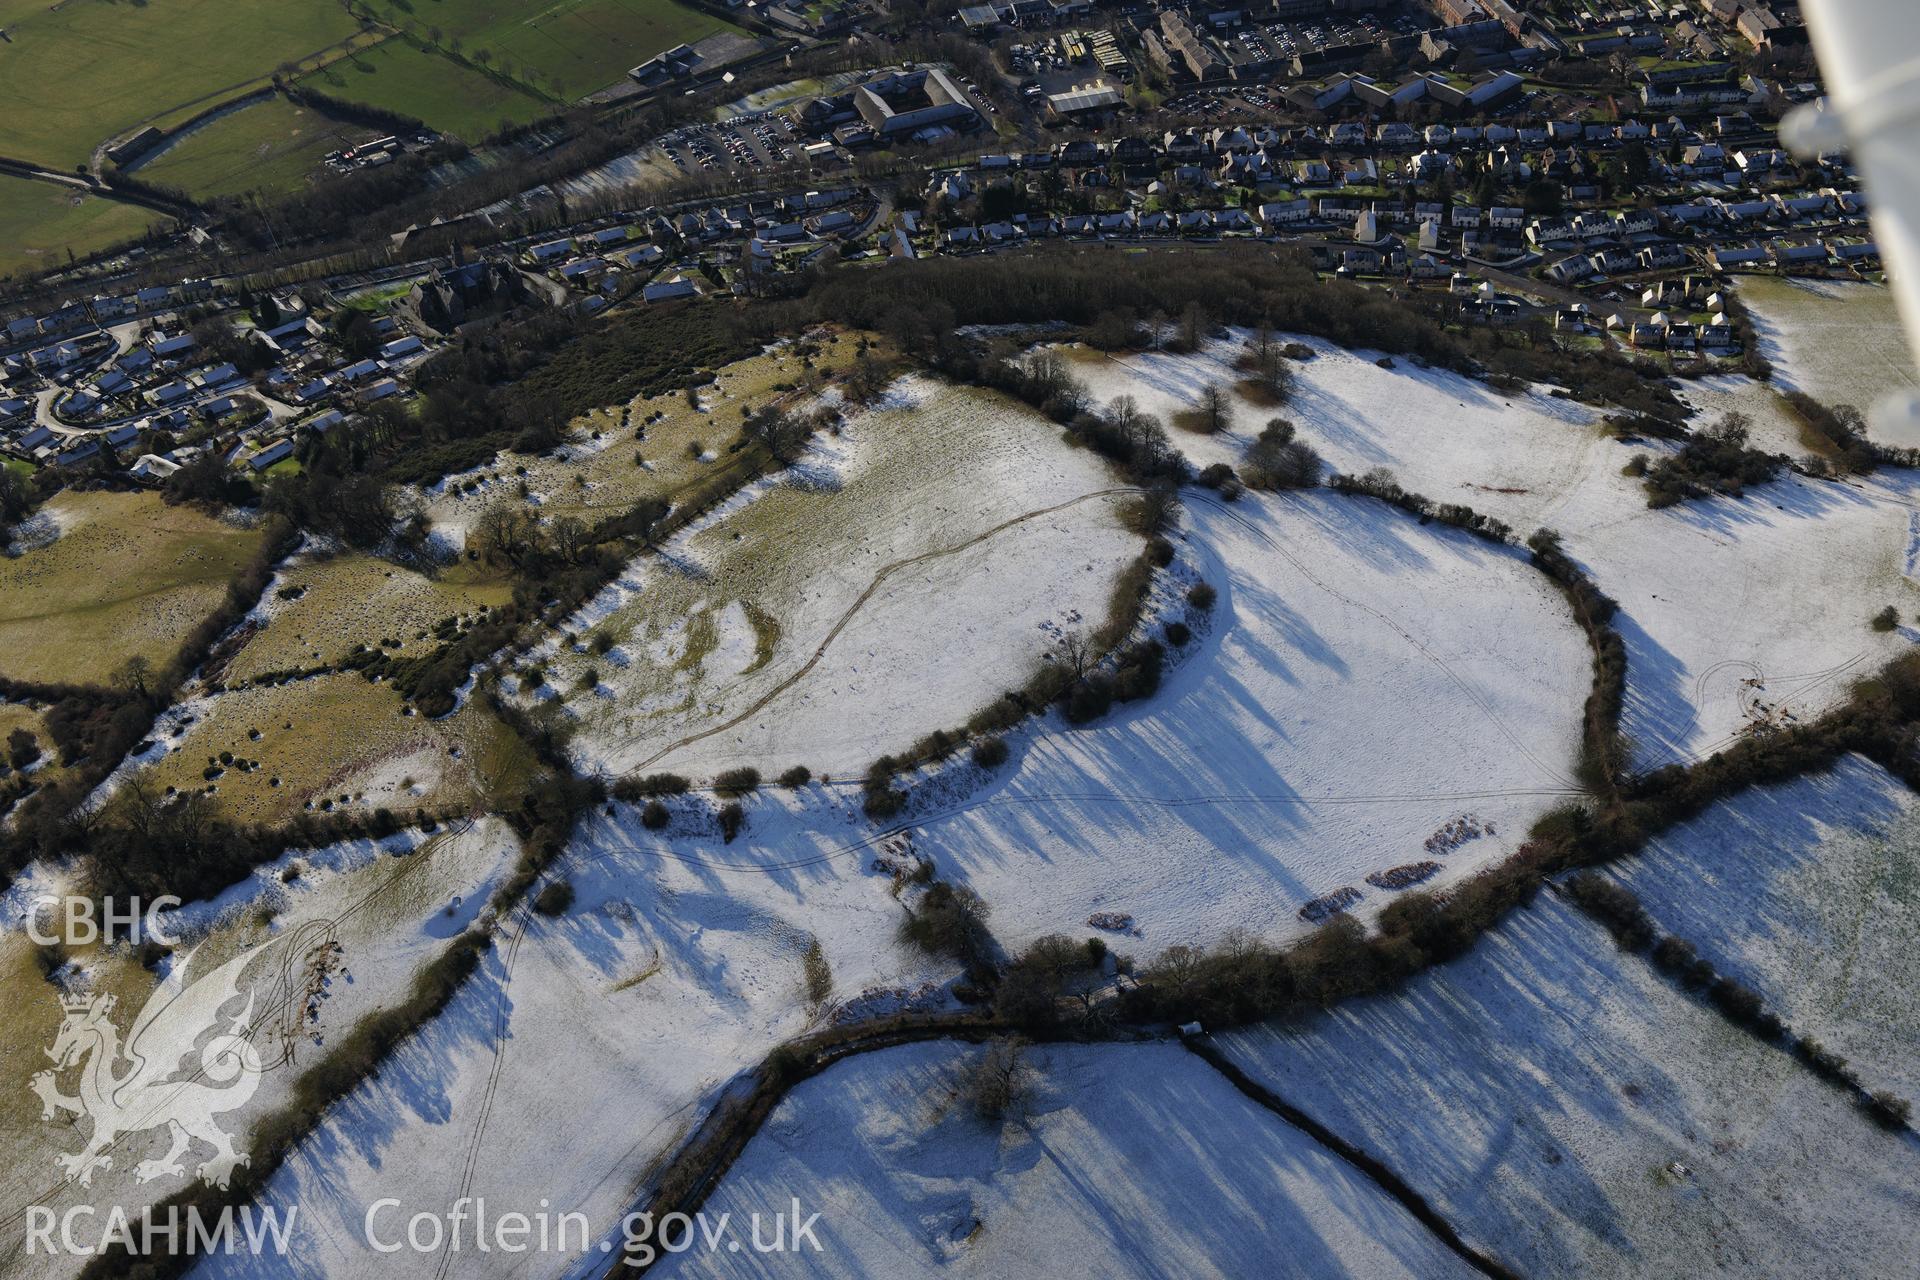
left=0, top=0, right=363, bottom=169
left=420, top=344, right=811, bottom=547
left=134, top=673, right=539, bottom=824
left=0, top=491, right=264, bottom=687
left=0, top=704, right=44, bottom=748
left=226, top=551, right=516, bottom=685
left=0, top=702, right=61, bottom=789
left=136, top=96, right=376, bottom=200
left=0, top=0, right=59, bottom=24
left=362, top=0, right=742, bottom=101
left=0, top=700, right=67, bottom=811
left=296, top=39, right=553, bottom=141
left=0, top=176, right=161, bottom=281
left=0, top=921, right=158, bottom=1160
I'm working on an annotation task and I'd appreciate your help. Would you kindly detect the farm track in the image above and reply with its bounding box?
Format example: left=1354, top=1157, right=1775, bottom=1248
left=627, top=485, right=1144, bottom=774
left=1660, top=651, right=1873, bottom=766
left=626, top=479, right=1577, bottom=787
left=25, top=403, right=1585, bottom=1267
left=425, top=884, right=714, bottom=1280
left=0, top=155, right=194, bottom=221
left=1535, top=464, right=1913, bottom=771
left=430, top=898, right=536, bottom=1280
left=388, top=467, right=1596, bottom=1268
left=0, top=573, right=240, bottom=630
left=0, top=505, right=264, bottom=607
left=582, top=480, right=1588, bottom=880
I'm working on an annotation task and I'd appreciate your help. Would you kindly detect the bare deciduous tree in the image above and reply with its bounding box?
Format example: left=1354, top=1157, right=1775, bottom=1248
left=1195, top=381, right=1231, bottom=434
left=474, top=503, right=537, bottom=566
left=802, top=936, right=832, bottom=1006
left=549, top=516, right=591, bottom=566
left=1148, top=944, right=1204, bottom=1004
left=1057, top=628, right=1093, bottom=684
left=1178, top=301, right=1210, bottom=352
left=961, top=1036, right=1031, bottom=1125
left=114, top=656, right=154, bottom=702
left=743, top=407, right=812, bottom=463
left=1124, top=483, right=1182, bottom=535
left=841, top=357, right=892, bottom=407
left=1248, top=325, right=1293, bottom=401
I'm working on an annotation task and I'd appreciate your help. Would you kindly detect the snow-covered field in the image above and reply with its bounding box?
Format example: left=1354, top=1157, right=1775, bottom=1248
left=165, top=461, right=1593, bottom=1273
left=1575, top=469, right=1916, bottom=769
left=629, top=487, right=1587, bottom=953
left=12, top=303, right=1920, bottom=1280
left=1672, top=372, right=1811, bottom=460
left=0, top=820, right=517, bottom=1280
left=524, top=378, right=1140, bottom=781
left=1214, top=892, right=1920, bottom=1280
left=1058, top=333, right=1615, bottom=514
left=1740, top=278, right=1918, bottom=446
left=911, top=487, right=1586, bottom=947
left=189, top=800, right=948, bottom=1280
left=1604, top=753, right=1920, bottom=1101
left=1060, top=334, right=1919, bottom=770
left=654, top=1040, right=1481, bottom=1280
left=1061, top=339, right=1272, bottom=474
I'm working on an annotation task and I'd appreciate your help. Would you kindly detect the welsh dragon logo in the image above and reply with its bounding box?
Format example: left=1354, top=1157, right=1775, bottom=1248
left=31, top=920, right=342, bottom=1190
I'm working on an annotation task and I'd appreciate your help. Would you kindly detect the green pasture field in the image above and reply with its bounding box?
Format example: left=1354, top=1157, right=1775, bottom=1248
left=296, top=38, right=553, bottom=141
left=0, top=490, right=264, bottom=687
left=136, top=95, right=376, bottom=199
left=0, top=0, right=362, bottom=169
left=362, top=0, right=742, bottom=101
left=0, top=176, right=160, bottom=281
